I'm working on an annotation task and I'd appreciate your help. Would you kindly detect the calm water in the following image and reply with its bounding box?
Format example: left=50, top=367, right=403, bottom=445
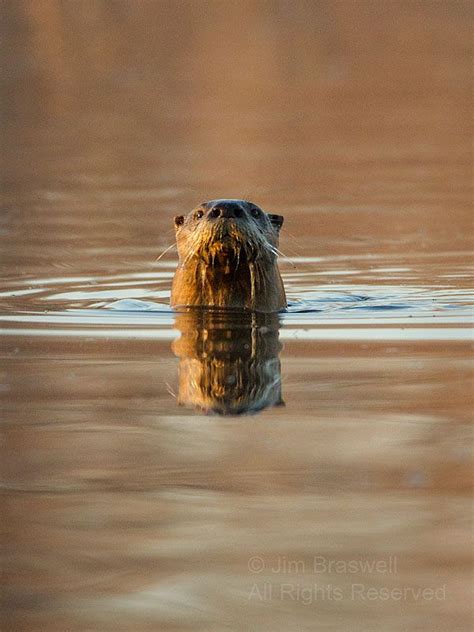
left=1, top=2, right=473, bottom=631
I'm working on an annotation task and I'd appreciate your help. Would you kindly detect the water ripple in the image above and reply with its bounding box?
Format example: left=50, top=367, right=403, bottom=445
left=0, top=255, right=472, bottom=341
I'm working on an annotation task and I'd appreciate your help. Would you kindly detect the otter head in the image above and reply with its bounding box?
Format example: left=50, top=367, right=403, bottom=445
left=174, top=199, right=283, bottom=269
left=171, top=199, right=286, bottom=312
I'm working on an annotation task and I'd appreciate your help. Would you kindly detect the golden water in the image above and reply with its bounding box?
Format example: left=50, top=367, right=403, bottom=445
left=1, top=2, right=472, bottom=630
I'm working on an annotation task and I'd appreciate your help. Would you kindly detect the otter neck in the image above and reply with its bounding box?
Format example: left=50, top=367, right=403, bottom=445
left=172, top=256, right=278, bottom=311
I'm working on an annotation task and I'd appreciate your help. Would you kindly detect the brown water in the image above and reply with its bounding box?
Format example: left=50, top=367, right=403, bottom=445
left=1, top=2, right=473, bottom=630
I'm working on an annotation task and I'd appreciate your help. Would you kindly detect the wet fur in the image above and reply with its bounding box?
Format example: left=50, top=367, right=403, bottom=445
left=171, top=200, right=286, bottom=312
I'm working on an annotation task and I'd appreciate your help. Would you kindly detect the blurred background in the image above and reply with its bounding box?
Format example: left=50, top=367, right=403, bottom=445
left=1, top=0, right=472, bottom=275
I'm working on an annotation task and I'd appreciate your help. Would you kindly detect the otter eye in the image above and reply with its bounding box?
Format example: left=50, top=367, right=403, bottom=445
left=195, top=210, right=204, bottom=219
left=251, top=208, right=260, bottom=218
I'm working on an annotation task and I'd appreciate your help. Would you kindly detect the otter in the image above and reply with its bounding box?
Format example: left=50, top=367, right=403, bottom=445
left=170, top=199, right=286, bottom=312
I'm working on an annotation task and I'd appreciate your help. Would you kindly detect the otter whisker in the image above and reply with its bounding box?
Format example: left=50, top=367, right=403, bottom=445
left=282, top=230, right=306, bottom=254
left=155, top=242, right=176, bottom=262
left=165, top=382, right=177, bottom=399
left=272, top=246, right=297, bottom=269
left=182, top=229, right=205, bottom=267
left=266, top=245, right=280, bottom=258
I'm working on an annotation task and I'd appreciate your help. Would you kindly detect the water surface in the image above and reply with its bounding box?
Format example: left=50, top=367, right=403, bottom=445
left=1, top=2, right=473, bottom=631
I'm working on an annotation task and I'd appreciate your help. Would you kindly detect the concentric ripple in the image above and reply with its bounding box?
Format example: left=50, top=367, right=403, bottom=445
left=0, top=253, right=472, bottom=341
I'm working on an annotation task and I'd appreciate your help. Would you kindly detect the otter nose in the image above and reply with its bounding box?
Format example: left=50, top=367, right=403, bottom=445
left=208, top=202, right=243, bottom=219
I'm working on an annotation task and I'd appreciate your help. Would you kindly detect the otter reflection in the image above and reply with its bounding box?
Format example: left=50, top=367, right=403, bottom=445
left=172, top=310, right=284, bottom=415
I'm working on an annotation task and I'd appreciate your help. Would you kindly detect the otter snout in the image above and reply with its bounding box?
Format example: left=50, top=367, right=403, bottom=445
left=207, top=200, right=245, bottom=220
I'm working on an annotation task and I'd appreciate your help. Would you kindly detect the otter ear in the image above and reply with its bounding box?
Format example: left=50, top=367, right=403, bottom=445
left=174, top=215, right=185, bottom=229
left=268, top=213, right=284, bottom=233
